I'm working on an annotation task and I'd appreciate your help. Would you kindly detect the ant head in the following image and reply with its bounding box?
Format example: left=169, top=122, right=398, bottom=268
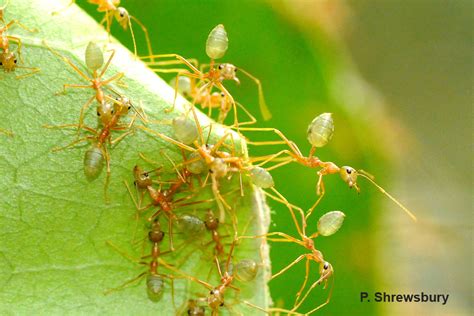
left=113, top=95, right=132, bottom=115
left=218, top=63, right=239, bottom=84
left=0, top=51, right=17, bottom=72
left=318, top=261, right=334, bottom=288
left=133, top=165, right=153, bottom=189
left=207, top=288, right=224, bottom=309
left=115, top=7, right=130, bottom=29
left=204, top=209, right=219, bottom=229
left=339, top=166, right=360, bottom=193
left=96, top=101, right=114, bottom=125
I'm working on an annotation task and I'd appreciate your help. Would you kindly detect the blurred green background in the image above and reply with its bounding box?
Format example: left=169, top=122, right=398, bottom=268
left=78, top=0, right=472, bottom=315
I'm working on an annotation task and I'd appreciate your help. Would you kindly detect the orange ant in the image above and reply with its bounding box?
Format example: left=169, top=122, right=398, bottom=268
left=52, top=0, right=153, bottom=58
left=167, top=236, right=243, bottom=316
left=246, top=113, right=418, bottom=221
left=137, top=111, right=246, bottom=222
left=44, top=40, right=127, bottom=134
left=105, top=218, right=181, bottom=304
left=239, top=201, right=335, bottom=314
left=125, top=164, right=214, bottom=251
left=142, top=24, right=271, bottom=127
left=0, top=1, right=40, bottom=78
left=44, top=94, right=137, bottom=201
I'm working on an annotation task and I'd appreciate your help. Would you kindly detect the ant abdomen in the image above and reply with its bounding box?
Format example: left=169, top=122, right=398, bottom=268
left=249, top=166, right=274, bottom=189
left=146, top=274, right=164, bottom=302
left=83, top=146, right=104, bottom=181
left=307, top=112, right=334, bottom=148
left=234, top=259, right=258, bottom=282
left=178, top=214, right=206, bottom=237
left=172, top=115, right=198, bottom=145
left=85, top=41, right=104, bottom=72
left=206, top=24, right=228, bottom=60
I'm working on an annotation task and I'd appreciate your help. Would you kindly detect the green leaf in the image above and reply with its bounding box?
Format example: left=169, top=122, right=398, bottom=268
left=0, top=0, right=271, bottom=314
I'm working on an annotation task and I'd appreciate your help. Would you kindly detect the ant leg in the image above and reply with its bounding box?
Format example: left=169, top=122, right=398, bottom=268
left=215, top=82, right=238, bottom=129
left=293, top=278, right=334, bottom=314
left=236, top=67, right=272, bottom=121
left=110, top=130, right=134, bottom=147
left=233, top=101, right=257, bottom=127
left=102, top=145, right=111, bottom=202
left=43, top=40, right=92, bottom=82
left=294, top=257, right=311, bottom=302
left=14, top=66, right=40, bottom=79
left=239, top=231, right=303, bottom=246
left=76, top=96, right=95, bottom=136
left=101, top=72, right=125, bottom=86
left=124, top=180, right=153, bottom=213
left=249, top=150, right=295, bottom=170
left=7, top=20, right=38, bottom=33
left=264, top=188, right=306, bottom=237
left=104, top=272, right=147, bottom=295
left=271, top=254, right=307, bottom=280
left=51, top=135, right=94, bottom=152
left=136, top=125, right=195, bottom=152
left=51, top=0, right=74, bottom=15
left=142, top=54, right=202, bottom=74
left=158, top=259, right=213, bottom=290
left=166, top=213, right=175, bottom=251
left=306, top=190, right=325, bottom=222
left=129, top=15, right=153, bottom=60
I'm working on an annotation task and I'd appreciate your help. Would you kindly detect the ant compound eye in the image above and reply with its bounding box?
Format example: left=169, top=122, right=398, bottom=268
left=220, top=92, right=225, bottom=97
left=324, top=262, right=329, bottom=269
left=218, top=64, right=224, bottom=70
left=234, top=67, right=238, bottom=72
left=209, top=290, right=214, bottom=295
left=97, top=111, right=101, bottom=116
left=0, top=62, right=3, bottom=65
left=14, top=59, right=17, bottom=63
left=346, top=168, right=352, bottom=174
left=128, top=105, right=131, bottom=110
left=220, top=302, right=224, bottom=307
left=111, top=110, right=115, bottom=114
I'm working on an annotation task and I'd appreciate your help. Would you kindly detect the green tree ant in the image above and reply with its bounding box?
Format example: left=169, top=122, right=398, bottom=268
left=246, top=112, right=418, bottom=221
left=0, top=2, right=40, bottom=78
left=44, top=40, right=127, bottom=135
left=125, top=164, right=215, bottom=251
left=141, top=24, right=271, bottom=128
left=239, top=200, right=335, bottom=315
left=44, top=94, right=137, bottom=201
left=105, top=218, right=181, bottom=305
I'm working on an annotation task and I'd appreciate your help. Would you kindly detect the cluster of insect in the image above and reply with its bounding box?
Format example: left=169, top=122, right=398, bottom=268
left=3, top=1, right=417, bottom=315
